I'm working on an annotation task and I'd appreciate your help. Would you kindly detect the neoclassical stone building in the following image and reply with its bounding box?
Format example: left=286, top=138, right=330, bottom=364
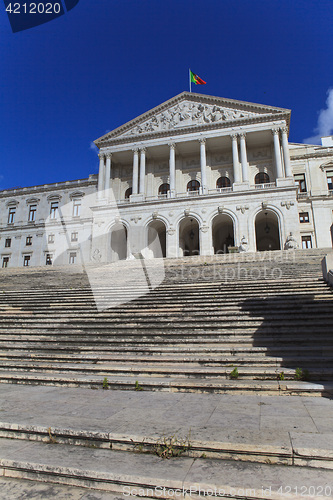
left=1, top=92, right=333, bottom=267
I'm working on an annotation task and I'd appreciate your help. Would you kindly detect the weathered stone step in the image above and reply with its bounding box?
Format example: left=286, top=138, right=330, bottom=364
left=1, top=370, right=333, bottom=395
left=0, top=362, right=331, bottom=381
left=1, top=437, right=333, bottom=499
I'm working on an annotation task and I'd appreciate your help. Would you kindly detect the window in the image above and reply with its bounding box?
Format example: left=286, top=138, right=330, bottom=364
left=294, top=173, right=307, bottom=193
left=187, top=180, right=200, bottom=192
left=23, top=255, right=30, bottom=267
left=50, top=202, right=59, bottom=219
left=216, top=177, right=231, bottom=188
left=26, top=236, right=32, bottom=246
left=327, top=171, right=333, bottom=191
left=299, top=212, right=309, bottom=223
left=73, top=199, right=81, bottom=217
left=125, top=188, right=132, bottom=199
left=2, top=257, right=9, bottom=268
left=46, top=254, right=52, bottom=265
left=302, top=236, right=312, bottom=249
left=48, top=234, right=55, bottom=244
left=158, top=183, right=170, bottom=195
left=8, top=207, right=16, bottom=224
left=5, top=238, right=11, bottom=248
left=71, top=232, right=78, bottom=242
left=69, top=252, right=76, bottom=264
left=255, top=172, right=270, bottom=184
left=28, top=205, right=37, bottom=222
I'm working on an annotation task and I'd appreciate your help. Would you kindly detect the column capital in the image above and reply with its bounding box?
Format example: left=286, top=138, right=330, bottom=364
left=132, top=147, right=139, bottom=153
left=239, top=132, right=246, bottom=139
left=281, top=126, right=288, bottom=135
left=140, top=147, right=147, bottom=153
left=98, top=153, right=105, bottom=160
left=105, top=152, right=112, bottom=159
left=230, top=133, right=238, bottom=140
left=271, top=128, right=280, bottom=136
left=168, top=142, right=176, bottom=149
left=198, top=137, right=206, bottom=144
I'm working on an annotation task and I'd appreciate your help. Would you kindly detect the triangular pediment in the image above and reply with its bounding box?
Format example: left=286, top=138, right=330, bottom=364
left=95, top=92, right=290, bottom=147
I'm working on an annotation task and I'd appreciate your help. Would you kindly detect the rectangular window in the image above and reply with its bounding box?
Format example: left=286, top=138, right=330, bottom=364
left=26, top=236, right=32, bottom=246
left=2, top=257, right=9, bottom=268
left=48, top=234, right=55, bottom=244
left=46, top=254, right=53, bottom=266
left=73, top=199, right=81, bottom=217
left=28, top=205, right=37, bottom=222
left=302, top=235, right=312, bottom=249
left=23, top=255, right=30, bottom=267
left=327, top=171, right=333, bottom=191
left=5, top=238, right=11, bottom=248
left=69, top=252, right=76, bottom=264
left=50, top=202, right=59, bottom=219
left=294, top=173, right=307, bottom=193
left=299, top=212, right=309, bottom=223
left=8, top=207, right=16, bottom=224
left=71, top=232, right=78, bottom=242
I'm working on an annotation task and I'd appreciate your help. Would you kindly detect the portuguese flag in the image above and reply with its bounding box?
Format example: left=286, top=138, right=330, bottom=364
left=190, top=70, right=206, bottom=85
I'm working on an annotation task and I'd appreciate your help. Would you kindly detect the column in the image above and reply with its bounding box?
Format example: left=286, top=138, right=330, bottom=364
left=169, top=143, right=176, bottom=197
left=281, top=127, right=292, bottom=177
left=97, top=153, right=105, bottom=198
left=231, top=134, right=241, bottom=183
left=105, top=153, right=111, bottom=192
left=199, top=138, right=207, bottom=194
left=272, top=129, right=284, bottom=179
left=239, top=133, right=249, bottom=182
left=139, top=147, right=146, bottom=195
left=132, top=149, right=139, bottom=195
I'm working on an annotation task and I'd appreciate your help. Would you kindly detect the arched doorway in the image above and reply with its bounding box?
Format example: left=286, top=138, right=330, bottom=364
left=158, top=183, right=170, bottom=196
left=110, top=223, right=128, bottom=261
left=255, top=211, right=281, bottom=251
left=216, top=176, right=231, bottom=188
left=255, top=172, right=270, bottom=184
left=147, top=220, right=166, bottom=258
left=212, top=214, right=235, bottom=254
left=187, top=180, right=200, bottom=192
left=179, top=218, right=200, bottom=256
left=124, top=188, right=132, bottom=199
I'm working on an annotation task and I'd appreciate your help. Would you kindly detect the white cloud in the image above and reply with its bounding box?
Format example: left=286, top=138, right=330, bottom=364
left=89, top=142, right=98, bottom=153
left=304, top=88, right=333, bottom=144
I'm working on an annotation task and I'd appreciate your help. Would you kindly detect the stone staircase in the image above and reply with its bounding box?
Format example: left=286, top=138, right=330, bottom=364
left=0, top=248, right=332, bottom=396
left=1, top=249, right=333, bottom=499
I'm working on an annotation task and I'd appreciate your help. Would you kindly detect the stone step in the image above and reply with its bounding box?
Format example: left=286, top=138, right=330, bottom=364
left=1, top=437, right=333, bottom=499
left=1, top=370, right=333, bottom=395
left=0, top=362, right=331, bottom=381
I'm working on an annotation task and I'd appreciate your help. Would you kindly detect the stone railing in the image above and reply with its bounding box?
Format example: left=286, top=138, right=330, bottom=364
left=322, top=254, right=333, bottom=287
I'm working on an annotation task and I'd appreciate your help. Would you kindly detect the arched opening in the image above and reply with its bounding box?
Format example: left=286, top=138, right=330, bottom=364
left=124, top=188, right=132, bottom=199
left=255, top=211, right=281, bottom=251
left=187, top=180, right=200, bottom=192
left=179, top=218, right=200, bottom=256
left=147, top=220, right=166, bottom=258
left=212, top=214, right=235, bottom=254
left=110, top=223, right=128, bottom=261
left=158, top=183, right=170, bottom=196
left=216, top=176, right=231, bottom=188
left=255, top=172, right=270, bottom=184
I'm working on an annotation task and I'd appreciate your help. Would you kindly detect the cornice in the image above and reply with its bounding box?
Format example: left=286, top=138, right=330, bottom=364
left=97, top=113, right=289, bottom=149
left=0, top=178, right=97, bottom=200
left=291, top=150, right=333, bottom=161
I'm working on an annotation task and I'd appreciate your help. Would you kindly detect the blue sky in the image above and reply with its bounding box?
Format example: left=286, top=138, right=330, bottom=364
left=0, top=0, right=332, bottom=190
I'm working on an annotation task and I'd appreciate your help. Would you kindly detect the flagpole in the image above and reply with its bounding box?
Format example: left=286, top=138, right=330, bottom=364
left=189, top=68, right=191, bottom=93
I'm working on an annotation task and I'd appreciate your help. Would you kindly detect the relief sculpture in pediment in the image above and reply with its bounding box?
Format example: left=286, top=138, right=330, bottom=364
left=124, top=102, right=259, bottom=137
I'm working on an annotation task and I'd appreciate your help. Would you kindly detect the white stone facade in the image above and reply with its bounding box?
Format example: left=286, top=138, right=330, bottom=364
left=1, top=92, right=333, bottom=268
